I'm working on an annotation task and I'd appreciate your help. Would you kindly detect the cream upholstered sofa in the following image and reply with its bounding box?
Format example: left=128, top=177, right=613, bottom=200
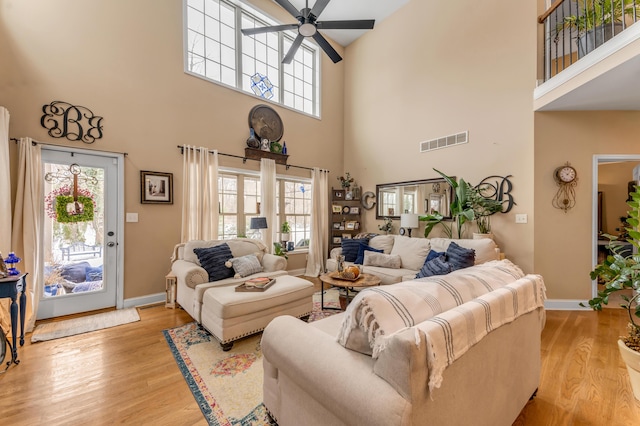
left=326, top=235, right=502, bottom=284
left=262, top=260, right=546, bottom=426
left=170, top=238, right=288, bottom=323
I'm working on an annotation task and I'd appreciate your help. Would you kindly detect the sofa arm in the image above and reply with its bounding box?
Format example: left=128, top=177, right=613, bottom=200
left=262, top=253, right=287, bottom=272
left=262, top=316, right=408, bottom=426
left=171, top=259, right=208, bottom=289
left=329, top=247, right=342, bottom=260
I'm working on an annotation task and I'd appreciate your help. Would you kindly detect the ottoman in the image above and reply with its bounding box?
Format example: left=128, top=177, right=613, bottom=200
left=201, top=275, right=315, bottom=350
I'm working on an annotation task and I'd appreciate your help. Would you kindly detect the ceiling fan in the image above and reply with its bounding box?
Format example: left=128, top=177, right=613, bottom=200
left=240, top=0, right=375, bottom=64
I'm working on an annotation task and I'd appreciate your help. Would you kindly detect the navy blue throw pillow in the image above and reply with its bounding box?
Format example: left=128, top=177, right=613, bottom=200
left=355, top=243, right=384, bottom=265
left=425, top=250, right=444, bottom=263
left=446, top=242, right=475, bottom=271
left=415, top=255, right=452, bottom=278
left=194, top=243, right=235, bottom=282
left=85, top=265, right=103, bottom=281
left=60, top=261, right=91, bottom=283
left=341, top=238, right=369, bottom=262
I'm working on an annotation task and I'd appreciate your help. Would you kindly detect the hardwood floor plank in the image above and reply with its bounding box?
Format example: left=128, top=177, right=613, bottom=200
left=1, top=298, right=639, bottom=425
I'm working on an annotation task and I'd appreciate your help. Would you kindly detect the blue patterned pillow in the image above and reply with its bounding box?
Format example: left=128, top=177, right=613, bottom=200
left=425, top=250, right=444, bottom=262
left=341, top=238, right=369, bottom=262
left=355, top=243, right=384, bottom=265
left=446, top=242, right=475, bottom=271
left=415, top=255, right=452, bottom=278
left=85, top=265, right=103, bottom=281
left=194, top=243, right=235, bottom=282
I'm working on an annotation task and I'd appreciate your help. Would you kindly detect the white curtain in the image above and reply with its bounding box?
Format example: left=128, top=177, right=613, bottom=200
left=181, top=145, right=219, bottom=242
left=0, top=107, right=12, bottom=333
left=11, top=138, right=42, bottom=332
left=260, top=158, right=277, bottom=252
left=305, top=168, right=330, bottom=276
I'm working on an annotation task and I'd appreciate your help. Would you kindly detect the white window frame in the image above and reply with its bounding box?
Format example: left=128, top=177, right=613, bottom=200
left=184, top=0, right=321, bottom=118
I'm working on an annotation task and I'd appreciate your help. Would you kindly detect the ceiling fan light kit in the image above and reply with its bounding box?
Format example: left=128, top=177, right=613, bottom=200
left=240, top=0, right=375, bottom=64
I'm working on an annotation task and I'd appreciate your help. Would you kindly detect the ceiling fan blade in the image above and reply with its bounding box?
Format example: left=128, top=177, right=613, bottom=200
left=310, top=0, right=331, bottom=19
left=316, top=19, right=375, bottom=30
left=312, top=32, right=342, bottom=63
left=241, top=24, right=298, bottom=36
left=275, top=0, right=302, bottom=18
left=282, top=34, right=305, bottom=64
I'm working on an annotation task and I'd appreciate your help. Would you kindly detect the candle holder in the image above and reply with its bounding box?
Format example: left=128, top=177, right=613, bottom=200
left=4, top=252, right=21, bottom=276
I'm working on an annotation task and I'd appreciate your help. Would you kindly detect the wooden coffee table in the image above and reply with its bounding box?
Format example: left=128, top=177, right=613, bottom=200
left=319, top=271, right=381, bottom=310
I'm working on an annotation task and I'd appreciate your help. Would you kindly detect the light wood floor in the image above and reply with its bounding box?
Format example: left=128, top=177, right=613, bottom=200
left=1, top=297, right=639, bottom=425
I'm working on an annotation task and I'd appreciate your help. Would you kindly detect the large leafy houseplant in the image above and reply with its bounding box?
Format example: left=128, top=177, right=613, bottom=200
left=466, top=184, right=504, bottom=234
left=419, top=169, right=475, bottom=239
left=584, top=186, right=640, bottom=352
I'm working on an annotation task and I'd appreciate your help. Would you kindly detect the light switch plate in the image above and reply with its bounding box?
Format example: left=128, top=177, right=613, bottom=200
left=126, top=213, right=138, bottom=223
left=515, top=214, right=528, bottom=224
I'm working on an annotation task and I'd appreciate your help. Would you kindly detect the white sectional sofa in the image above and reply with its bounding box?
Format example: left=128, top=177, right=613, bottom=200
left=262, top=260, right=546, bottom=426
left=326, top=235, right=502, bottom=284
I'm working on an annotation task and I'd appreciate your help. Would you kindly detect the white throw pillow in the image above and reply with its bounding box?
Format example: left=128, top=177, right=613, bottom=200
left=225, top=254, right=263, bottom=278
left=389, top=236, right=431, bottom=270
left=363, top=251, right=402, bottom=269
left=369, top=235, right=395, bottom=254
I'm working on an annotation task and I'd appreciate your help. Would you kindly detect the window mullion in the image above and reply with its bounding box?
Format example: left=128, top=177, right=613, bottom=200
left=278, top=34, right=284, bottom=104
left=235, top=6, right=243, bottom=89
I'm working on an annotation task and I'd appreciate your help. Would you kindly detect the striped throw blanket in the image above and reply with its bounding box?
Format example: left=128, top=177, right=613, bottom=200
left=416, top=274, right=546, bottom=394
left=336, top=259, right=525, bottom=357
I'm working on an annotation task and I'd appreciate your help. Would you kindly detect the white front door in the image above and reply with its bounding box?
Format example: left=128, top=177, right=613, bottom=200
left=37, top=147, right=123, bottom=319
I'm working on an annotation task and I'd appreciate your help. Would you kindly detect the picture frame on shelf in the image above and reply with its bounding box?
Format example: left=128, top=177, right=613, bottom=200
left=355, top=221, right=360, bottom=230
left=342, top=234, right=352, bottom=239
left=350, top=206, right=360, bottom=215
left=333, top=222, right=341, bottom=229
left=345, top=191, right=353, bottom=200
left=342, top=206, right=351, bottom=214
left=141, top=171, right=173, bottom=204
left=333, top=237, right=342, bottom=244
left=345, top=221, right=357, bottom=230
left=332, top=205, right=342, bottom=213
left=333, top=189, right=345, bottom=199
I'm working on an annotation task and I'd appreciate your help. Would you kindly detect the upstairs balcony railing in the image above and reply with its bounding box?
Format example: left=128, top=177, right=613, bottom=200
left=538, top=0, right=640, bottom=81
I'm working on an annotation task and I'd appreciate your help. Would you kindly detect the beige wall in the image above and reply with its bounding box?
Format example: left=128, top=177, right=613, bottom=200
left=343, top=0, right=537, bottom=271
left=534, top=112, right=640, bottom=300
left=598, top=162, right=640, bottom=236
left=0, top=0, right=345, bottom=299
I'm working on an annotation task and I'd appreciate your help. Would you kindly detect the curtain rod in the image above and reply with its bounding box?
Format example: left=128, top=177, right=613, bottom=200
left=177, top=145, right=329, bottom=173
left=10, top=137, right=128, bottom=156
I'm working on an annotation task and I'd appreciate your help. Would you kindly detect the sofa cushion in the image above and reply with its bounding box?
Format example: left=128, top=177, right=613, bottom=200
left=363, top=251, right=402, bottom=269
left=430, top=238, right=499, bottom=265
left=59, top=261, right=90, bottom=283
left=415, top=255, right=452, bottom=279
left=194, top=243, right=235, bottom=282
left=446, top=242, right=475, bottom=270
left=355, top=243, right=383, bottom=265
left=225, top=254, right=263, bottom=278
left=342, top=238, right=368, bottom=262
left=368, top=235, right=395, bottom=254
left=426, top=250, right=444, bottom=262
left=389, top=236, right=431, bottom=270
left=336, top=259, right=526, bottom=356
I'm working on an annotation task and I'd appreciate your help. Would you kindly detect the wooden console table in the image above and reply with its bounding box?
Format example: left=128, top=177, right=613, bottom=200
left=0, top=273, right=27, bottom=370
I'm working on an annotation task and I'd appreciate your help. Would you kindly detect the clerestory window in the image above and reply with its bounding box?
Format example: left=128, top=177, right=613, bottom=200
left=184, top=0, right=320, bottom=117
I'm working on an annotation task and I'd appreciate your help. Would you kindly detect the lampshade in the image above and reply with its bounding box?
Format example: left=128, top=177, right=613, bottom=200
left=400, top=213, right=419, bottom=229
left=250, top=217, right=268, bottom=230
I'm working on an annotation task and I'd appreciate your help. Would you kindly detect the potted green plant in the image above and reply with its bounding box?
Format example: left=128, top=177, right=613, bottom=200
left=378, top=217, right=393, bottom=235
left=559, top=0, right=640, bottom=57
left=273, top=242, right=289, bottom=260
left=466, top=184, right=504, bottom=239
left=280, top=221, right=291, bottom=244
left=419, top=169, right=475, bottom=239
left=584, top=185, right=640, bottom=399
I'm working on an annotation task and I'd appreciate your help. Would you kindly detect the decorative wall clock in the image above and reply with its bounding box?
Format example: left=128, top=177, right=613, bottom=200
left=552, top=162, right=578, bottom=212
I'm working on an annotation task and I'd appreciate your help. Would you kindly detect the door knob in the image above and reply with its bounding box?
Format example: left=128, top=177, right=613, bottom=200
left=107, top=242, right=116, bottom=247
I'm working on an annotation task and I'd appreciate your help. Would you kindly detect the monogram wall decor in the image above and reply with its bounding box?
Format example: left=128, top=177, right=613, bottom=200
left=41, top=100, right=104, bottom=143
left=476, top=175, right=516, bottom=213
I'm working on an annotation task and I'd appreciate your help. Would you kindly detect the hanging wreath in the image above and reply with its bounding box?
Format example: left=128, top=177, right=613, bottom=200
left=45, top=185, right=96, bottom=222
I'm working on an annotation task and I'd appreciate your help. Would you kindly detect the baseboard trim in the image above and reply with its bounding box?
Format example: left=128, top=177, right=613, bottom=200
left=124, top=292, right=166, bottom=309
left=545, top=299, right=591, bottom=310
left=288, top=268, right=306, bottom=277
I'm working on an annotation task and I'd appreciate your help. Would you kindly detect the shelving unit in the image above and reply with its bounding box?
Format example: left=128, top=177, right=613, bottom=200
left=330, top=187, right=362, bottom=255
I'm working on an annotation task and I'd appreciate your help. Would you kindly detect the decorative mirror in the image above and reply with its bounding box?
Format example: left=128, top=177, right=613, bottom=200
left=376, top=178, right=454, bottom=220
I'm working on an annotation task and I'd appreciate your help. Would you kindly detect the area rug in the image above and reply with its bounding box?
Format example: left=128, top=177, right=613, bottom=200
left=31, top=308, right=140, bottom=342
left=163, top=289, right=340, bottom=426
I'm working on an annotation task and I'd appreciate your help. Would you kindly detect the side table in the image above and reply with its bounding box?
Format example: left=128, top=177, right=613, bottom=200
left=165, top=273, right=177, bottom=309
left=0, top=273, right=27, bottom=371
left=318, top=272, right=381, bottom=310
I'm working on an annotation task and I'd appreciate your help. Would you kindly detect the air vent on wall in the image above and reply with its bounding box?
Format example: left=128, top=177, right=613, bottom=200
left=420, top=131, right=468, bottom=153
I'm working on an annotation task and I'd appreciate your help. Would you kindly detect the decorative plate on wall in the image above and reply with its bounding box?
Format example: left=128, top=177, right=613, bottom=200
left=248, top=104, right=284, bottom=142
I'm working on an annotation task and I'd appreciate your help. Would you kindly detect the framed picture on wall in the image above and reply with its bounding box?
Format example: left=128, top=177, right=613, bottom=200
left=332, top=205, right=342, bottom=213
left=141, top=171, right=173, bottom=204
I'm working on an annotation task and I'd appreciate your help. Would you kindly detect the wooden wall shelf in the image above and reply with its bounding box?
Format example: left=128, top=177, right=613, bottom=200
left=244, top=148, right=288, bottom=165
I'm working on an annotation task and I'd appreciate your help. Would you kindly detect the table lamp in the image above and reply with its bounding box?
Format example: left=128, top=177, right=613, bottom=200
left=400, top=213, right=419, bottom=238
left=250, top=217, right=268, bottom=232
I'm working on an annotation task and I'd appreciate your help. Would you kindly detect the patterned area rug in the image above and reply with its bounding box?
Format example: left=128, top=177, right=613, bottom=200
left=163, top=289, right=341, bottom=426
